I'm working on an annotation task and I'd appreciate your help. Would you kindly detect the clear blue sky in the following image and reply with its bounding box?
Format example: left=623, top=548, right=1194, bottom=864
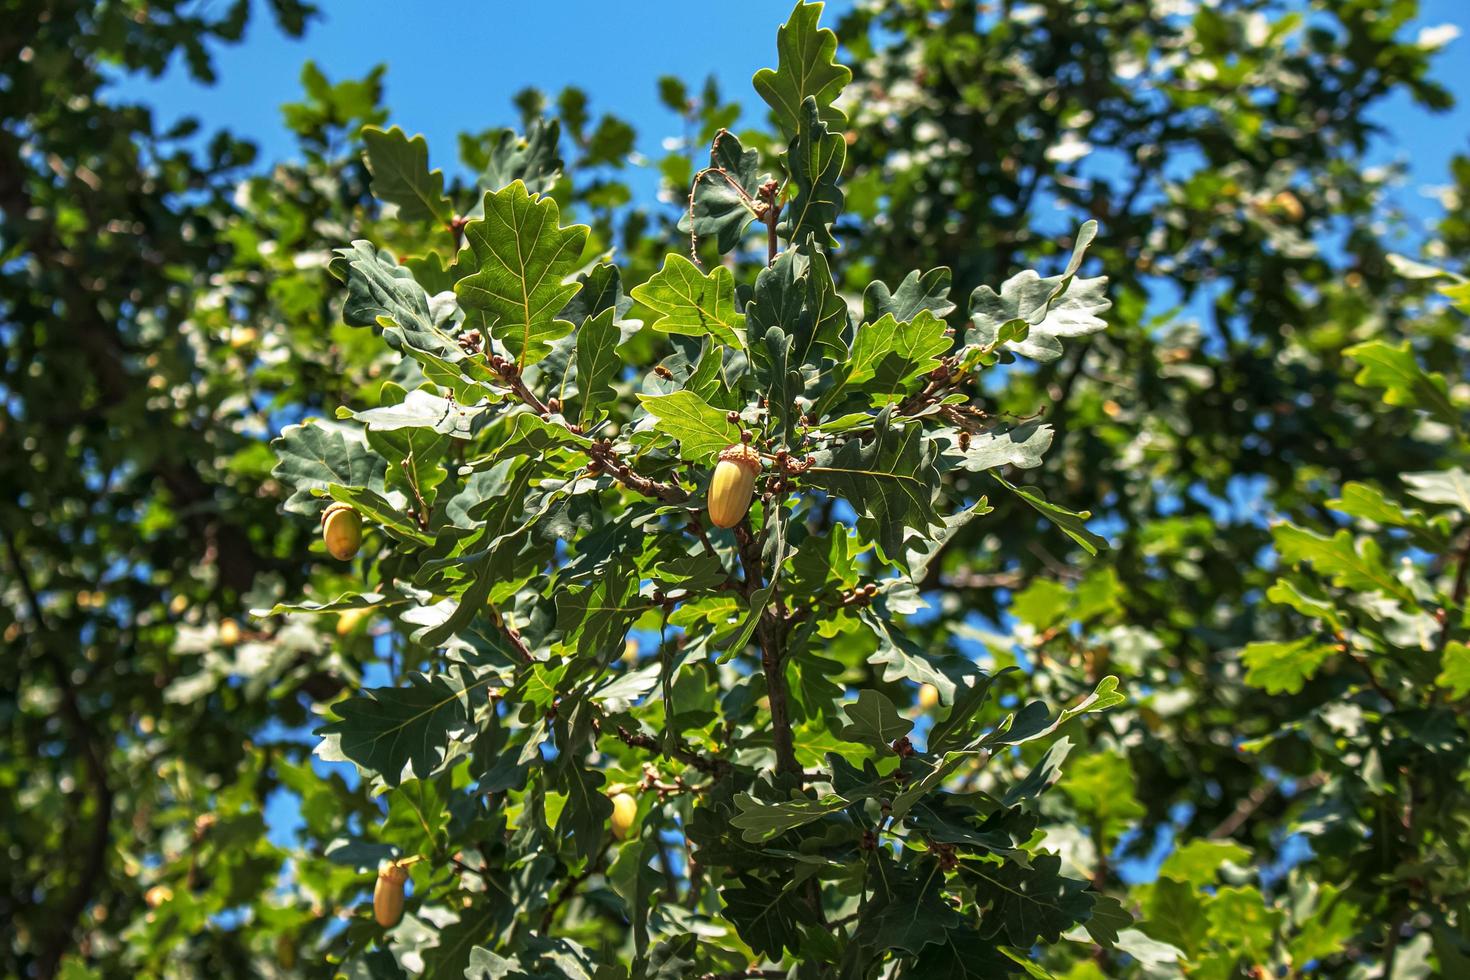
left=112, top=0, right=1470, bottom=230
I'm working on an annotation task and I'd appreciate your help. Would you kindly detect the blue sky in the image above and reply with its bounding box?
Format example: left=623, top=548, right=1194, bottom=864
left=113, top=0, right=1470, bottom=231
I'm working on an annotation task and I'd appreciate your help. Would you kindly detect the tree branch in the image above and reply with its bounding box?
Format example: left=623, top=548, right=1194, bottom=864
left=3, top=528, right=114, bottom=980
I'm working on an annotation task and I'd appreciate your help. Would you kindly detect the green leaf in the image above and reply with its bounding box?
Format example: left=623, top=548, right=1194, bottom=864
left=479, top=118, right=562, bottom=195
left=753, top=0, right=851, bottom=138
left=573, top=307, right=619, bottom=427
left=860, top=609, right=957, bottom=701
left=456, top=181, right=590, bottom=368
left=858, top=856, right=961, bottom=954
left=730, top=792, right=851, bottom=842
left=341, top=388, right=490, bottom=438
left=747, top=241, right=848, bottom=370
left=939, top=421, right=1053, bottom=474
left=1140, top=877, right=1208, bottom=956
left=316, top=670, right=485, bottom=785
left=1436, top=641, right=1470, bottom=699
left=965, top=221, right=1109, bottom=363
left=361, top=126, right=453, bottom=224
left=1273, top=522, right=1416, bottom=605
left=1344, top=340, right=1459, bottom=428
left=1058, top=749, right=1143, bottom=836
left=1402, top=469, right=1470, bottom=513
left=969, top=853, right=1094, bottom=947
left=843, top=311, right=950, bottom=405
left=720, top=876, right=811, bottom=959
left=1241, top=638, right=1335, bottom=694
left=839, top=689, right=913, bottom=749
left=330, top=241, right=472, bottom=369
left=1203, top=885, right=1283, bottom=962
left=1085, top=894, right=1133, bottom=948
left=993, top=475, right=1107, bottom=555
left=270, top=420, right=388, bottom=518
left=1288, top=884, right=1360, bottom=965
left=629, top=254, right=744, bottom=349
left=778, top=97, right=845, bottom=250
left=637, top=389, right=742, bottom=464
left=678, top=129, right=763, bottom=254
left=863, top=268, right=956, bottom=324
left=1158, top=839, right=1251, bottom=888
left=806, top=411, right=943, bottom=558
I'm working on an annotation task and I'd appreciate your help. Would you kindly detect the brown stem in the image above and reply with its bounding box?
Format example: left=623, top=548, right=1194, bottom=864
left=4, top=529, right=114, bottom=980
left=613, top=724, right=729, bottom=777
left=761, top=181, right=781, bottom=267
left=734, top=521, right=799, bottom=777
left=1208, top=771, right=1326, bottom=840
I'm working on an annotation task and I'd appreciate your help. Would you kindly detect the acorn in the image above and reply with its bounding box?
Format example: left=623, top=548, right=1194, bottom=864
left=321, top=503, right=363, bottom=561
left=610, top=792, right=638, bottom=840
left=218, top=618, right=240, bottom=646
left=373, top=862, right=408, bottom=928
left=918, top=684, right=939, bottom=710
left=336, top=607, right=371, bottom=636
left=707, top=444, right=762, bottom=529
left=144, top=885, right=173, bottom=908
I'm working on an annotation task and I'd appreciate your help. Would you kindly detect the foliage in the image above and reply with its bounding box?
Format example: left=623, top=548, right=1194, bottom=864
left=262, top=5, right=1128, bottom=973
left=3, top=0, right=1469, bottom=977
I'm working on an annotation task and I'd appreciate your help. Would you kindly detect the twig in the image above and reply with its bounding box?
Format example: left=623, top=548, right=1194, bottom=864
left=1208, top=771, right=1326, bottom=840
left=613, top=724, right=729, bottom=777
left=734, top=520, right=800, bottom=778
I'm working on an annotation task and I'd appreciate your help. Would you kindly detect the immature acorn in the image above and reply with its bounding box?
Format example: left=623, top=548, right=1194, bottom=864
left=373, top=862, right=408, bottom=928
left=610, top=791, right=638, bottom=841
left=707, top=443, right=762, bottom=529
left=321, top=502, right=363, bottom=561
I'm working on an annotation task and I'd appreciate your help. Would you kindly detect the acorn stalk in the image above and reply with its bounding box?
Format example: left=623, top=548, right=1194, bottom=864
left=707, top=444, right=761, bottom=529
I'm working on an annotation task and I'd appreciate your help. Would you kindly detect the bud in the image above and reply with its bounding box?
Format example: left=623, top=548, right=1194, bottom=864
left=610, top=792, right=638, bottom=840
left=707, top=444, right=761, bottom=529
left=373, top=863, right=408, bottom=928
left=321, top=503, right=363, bottom=561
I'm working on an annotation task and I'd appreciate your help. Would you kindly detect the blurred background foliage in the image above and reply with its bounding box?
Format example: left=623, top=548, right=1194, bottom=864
left=2, top=0, right=1468, bottom=976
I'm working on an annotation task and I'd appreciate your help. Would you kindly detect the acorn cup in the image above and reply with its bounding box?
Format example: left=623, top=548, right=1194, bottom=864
left=373, top=862, right=408, bottom=928
left=707, top=444, right=762, bottom=529
left=321, top=502, right=363, bottom=561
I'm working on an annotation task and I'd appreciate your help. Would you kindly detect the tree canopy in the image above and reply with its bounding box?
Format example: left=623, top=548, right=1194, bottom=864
left=2, top=1, right=1467, bottom=978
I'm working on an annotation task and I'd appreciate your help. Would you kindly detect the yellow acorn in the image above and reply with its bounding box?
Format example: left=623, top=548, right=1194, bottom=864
left=918, top=684, right=939, bottom=710
left=144, top=885, right=173, bottom=908
left=1269, top=190, right=1304, bottom=222
left=707, top=443, right=762, bottom=529
left=336, top=607, right=371, bottom=636
left=218, top=618, right=240, bottom=646
left=168, top=594, right=188, bottom=616
left=373, top=863, right=408, bottom=928
left=321, top=503, right=363, bottom=561
left=610, top=792, right=638, bottom=841
left=622, top=637, right=639, bottom=666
